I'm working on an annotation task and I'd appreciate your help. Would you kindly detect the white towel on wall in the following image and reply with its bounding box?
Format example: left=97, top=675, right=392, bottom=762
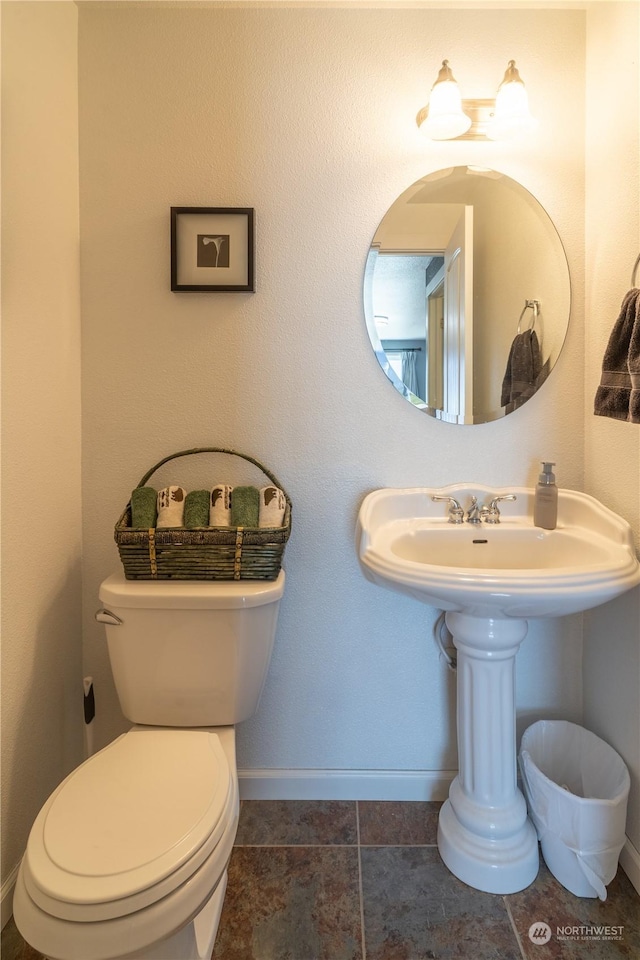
left=157, top=486, right=187, bottom=527
left=210, top=485, right=233, bottom=526
left=259, top=486, right=286, bottom=527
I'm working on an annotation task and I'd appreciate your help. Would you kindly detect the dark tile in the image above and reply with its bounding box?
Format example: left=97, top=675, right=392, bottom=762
left=361, top=846, right=521, bottom=960
left=7, top=798, right=640, bottom=960
left=507, top=861, right=640, bottom=958
left=235, top=799, right=358, bottom=846
left=358, top=801, right=441, bottom=846
left=0, top=918, right=45, bottom=960
left=213, top=845, right=363, bottom=960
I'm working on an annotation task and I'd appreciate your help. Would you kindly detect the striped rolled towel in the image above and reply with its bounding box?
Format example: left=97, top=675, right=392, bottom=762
left=210, top=485, right=233, bottom=526
left=157, top=486, right=187, bottom=527
left=258, top=486, right=286, bottom=527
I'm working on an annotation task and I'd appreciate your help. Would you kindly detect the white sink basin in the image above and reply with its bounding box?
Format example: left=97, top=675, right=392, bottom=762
left=358, top=484, right=640, bottom=618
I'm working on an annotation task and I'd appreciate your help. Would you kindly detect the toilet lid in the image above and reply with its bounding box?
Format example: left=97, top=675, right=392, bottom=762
left=26, top=729, right=231, bottom=910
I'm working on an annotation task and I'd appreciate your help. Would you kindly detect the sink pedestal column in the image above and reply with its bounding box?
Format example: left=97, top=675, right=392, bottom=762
left=437, top=613, right=538, bottom=894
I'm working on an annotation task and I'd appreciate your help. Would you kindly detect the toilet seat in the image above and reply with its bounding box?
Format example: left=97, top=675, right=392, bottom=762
left=23, top=728, right=232, bottom=923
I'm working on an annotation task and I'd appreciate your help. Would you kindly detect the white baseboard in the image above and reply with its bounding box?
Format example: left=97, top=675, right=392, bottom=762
left=238, top=767, right=456, bottom=801
left=1, top=863, right=19, bottom=931
left=620, top=838, right=640, bottom=896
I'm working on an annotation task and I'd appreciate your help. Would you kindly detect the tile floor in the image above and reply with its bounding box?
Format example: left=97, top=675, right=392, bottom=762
left=3, top=800, right=639, bottom=960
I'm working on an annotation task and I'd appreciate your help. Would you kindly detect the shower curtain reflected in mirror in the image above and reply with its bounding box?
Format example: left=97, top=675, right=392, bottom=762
left=401, top=350, right=420, bottom=396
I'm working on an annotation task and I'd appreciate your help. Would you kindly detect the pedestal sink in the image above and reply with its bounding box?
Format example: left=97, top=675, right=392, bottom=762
left=357, top=484, right=640, bottom=894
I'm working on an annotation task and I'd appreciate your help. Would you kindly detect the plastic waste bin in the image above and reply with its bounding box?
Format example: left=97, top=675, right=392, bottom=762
left=519, top=720, right=630, bottom=900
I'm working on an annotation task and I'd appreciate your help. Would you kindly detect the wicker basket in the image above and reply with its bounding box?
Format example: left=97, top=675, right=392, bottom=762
left=115, top=447, right=291, bottom=581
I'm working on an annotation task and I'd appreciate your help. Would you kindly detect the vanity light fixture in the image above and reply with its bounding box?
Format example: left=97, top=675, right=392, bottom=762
left=416, top=59, right=537, bottom=142
left=416, top=61, right=472, bottom=141
left=486, top=60, right=538, bottom=140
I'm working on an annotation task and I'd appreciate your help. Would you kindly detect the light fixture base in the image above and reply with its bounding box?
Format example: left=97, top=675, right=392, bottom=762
left=416, top=98, right=496, bottom=141
left=458, top=99, right=496, bottom=140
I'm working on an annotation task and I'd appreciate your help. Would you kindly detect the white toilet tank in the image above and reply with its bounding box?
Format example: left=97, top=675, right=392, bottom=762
left=98, top=571, right=284, bottom=727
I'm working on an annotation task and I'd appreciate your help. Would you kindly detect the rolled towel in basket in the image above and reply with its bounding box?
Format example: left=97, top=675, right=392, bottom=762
left=131, top=486, right=157, bottom=528
left=210, top=485, right=233, bottom=526
left=184, top=490, right=210, bottom=528
left=230, top=486, right=260, bottom=527
left=157, top=486, right=187, bottom=527
left=259, top=486, right=286, bottom=527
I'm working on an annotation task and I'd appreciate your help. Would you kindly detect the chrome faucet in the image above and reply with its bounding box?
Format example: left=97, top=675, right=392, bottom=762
left=431, top=495, right=464, bottom=524
left=432, top=492, right=517, bottom=524
left=466, top=496, right=483, bottom=524
left=482, top=494, right=517, bottom=524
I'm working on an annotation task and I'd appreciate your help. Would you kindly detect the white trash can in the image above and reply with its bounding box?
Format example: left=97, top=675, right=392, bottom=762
left=519, top=720, right=630, bottom=900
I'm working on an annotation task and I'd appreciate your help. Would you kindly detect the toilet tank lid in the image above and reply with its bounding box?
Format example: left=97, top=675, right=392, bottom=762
left=99, top=570, right=285, bottom=608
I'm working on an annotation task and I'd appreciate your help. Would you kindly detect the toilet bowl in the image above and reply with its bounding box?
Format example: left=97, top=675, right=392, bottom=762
left=14, top=572, right=284, bottom=960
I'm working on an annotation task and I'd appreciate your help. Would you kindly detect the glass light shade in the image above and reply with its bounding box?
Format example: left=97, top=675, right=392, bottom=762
left=421, top=80, right=472, bottom=140
left=487, top=62, right=538, bottom=140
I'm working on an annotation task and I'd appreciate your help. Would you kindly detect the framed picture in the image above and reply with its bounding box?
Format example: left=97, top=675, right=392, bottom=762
left=171, top=207, right=254, bottom=291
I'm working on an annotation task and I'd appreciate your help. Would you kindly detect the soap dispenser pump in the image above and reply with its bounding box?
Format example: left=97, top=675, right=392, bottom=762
left=534, top=461, right=557, bottom=530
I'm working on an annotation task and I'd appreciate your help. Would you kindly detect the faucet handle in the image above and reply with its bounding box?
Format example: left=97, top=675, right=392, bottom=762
left=484, top=494, right=517, bottom=524
left=431, top=495, right=464, bottom=524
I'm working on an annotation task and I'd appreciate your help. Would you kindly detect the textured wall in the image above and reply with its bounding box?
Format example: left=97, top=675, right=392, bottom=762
left=77, top=3, right=587, bottom=774
left=1, top=0, right=83, bottom=907
left=583, top=1, right=640, bottom=856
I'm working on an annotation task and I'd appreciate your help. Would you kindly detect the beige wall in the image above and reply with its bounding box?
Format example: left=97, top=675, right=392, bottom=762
left=1, top=0, right=84, bottom=920
left=583, top=0, right=640, bottom=862
left=76, top=2, right=586, bottom=768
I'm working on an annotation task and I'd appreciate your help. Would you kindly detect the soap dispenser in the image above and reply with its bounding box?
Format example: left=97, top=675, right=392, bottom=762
left=534, top=461, right=558, bottom=530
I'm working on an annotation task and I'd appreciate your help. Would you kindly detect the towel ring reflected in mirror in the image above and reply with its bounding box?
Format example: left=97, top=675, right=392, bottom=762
left=363, top=166, right=571, bottom=425
left=631, top=253, right=640, bottom=288
left=517, top=299, right=540, bottom=334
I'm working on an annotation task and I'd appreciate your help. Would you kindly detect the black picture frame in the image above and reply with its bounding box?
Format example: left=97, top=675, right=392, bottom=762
left=171, top=207, right=254, bottom=291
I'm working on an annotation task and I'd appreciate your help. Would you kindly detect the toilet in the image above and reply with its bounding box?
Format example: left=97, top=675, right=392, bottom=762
left=13, top=570, right=284, bottom=960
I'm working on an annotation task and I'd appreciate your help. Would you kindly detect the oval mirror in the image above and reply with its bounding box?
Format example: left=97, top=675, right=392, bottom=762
left=363, top=166, right=570, bottom=424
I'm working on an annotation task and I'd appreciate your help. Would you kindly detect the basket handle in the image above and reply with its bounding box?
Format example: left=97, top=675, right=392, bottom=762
left=135, top=447, right=290, bottom=503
